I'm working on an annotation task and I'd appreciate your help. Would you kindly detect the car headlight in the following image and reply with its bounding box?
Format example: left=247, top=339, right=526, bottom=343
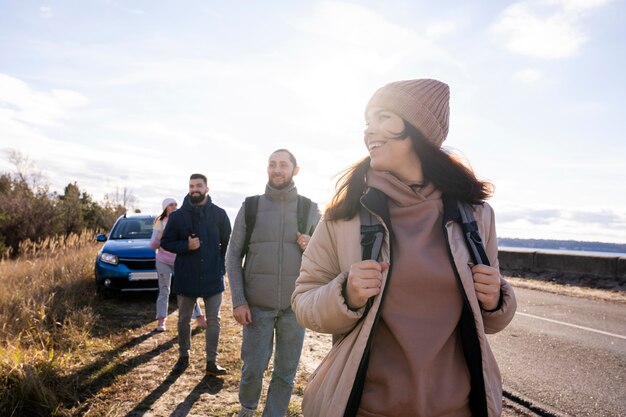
left=100, top=253, right=119, bottom=265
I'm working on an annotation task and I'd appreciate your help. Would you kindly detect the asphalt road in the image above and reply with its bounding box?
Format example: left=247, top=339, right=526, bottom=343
left=489, top=286, right=626, bottom=417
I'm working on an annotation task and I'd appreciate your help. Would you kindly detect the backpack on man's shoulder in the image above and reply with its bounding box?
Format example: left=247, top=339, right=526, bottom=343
left=239, top=195, right=313, bottom=258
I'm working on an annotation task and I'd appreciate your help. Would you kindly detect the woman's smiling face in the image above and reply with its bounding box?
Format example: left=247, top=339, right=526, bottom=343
left=364, top=107, right=421, bottom=182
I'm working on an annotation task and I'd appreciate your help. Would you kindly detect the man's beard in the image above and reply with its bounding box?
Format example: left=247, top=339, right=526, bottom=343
left=189, top=192, right=206, bottom=204
left=269, top=174, right=293, bottom=190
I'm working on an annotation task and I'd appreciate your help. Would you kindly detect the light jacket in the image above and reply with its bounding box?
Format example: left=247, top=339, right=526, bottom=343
left=291, top=188, right=516, bottom=417
left=226, top=181, right=321, bottom=310
left=161, top=194, right=231, bottom=298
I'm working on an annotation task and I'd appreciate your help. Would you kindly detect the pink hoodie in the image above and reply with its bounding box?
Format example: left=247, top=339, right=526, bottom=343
left=150, top=218, right=176, bottom=266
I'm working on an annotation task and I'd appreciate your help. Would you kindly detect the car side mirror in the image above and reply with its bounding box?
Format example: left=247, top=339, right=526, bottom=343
left=96, top=234, right=107, bottom=242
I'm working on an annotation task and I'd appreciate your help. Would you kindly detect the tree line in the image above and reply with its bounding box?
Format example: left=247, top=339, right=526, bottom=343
left=0, top=150, right=132, bottom=257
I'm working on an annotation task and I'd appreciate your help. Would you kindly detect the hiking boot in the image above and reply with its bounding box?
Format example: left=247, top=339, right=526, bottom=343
left=173, top=356, right=189, bottom=373
left=205, top=361, right=227, bottom=376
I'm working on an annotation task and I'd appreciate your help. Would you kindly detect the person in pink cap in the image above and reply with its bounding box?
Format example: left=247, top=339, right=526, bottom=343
left=150, top=197, right=205, bottom=332
left=292, top=79, right=517, bottom=417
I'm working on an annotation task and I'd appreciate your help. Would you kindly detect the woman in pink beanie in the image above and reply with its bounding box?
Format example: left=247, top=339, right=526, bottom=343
left=292, top=79, right=517, bottom=417
left=150, top=197, right=205, bottom=332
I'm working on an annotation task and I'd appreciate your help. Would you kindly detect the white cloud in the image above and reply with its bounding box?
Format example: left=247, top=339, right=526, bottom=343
left=102, top=0, right=145, bottom=15
left=39, top=6, right=54, bottom=19
left=0, top=74, right=90, bottom=127
left=51, top=89, right=90, bottom=107
left=492, top=3, right=582, bottom=59
left=545, top=0, right=613, bottom=14
left=425, top=19, right=460, bottom=39
left=292, top=1, right=465, bottom=74
left=514, top=68, right=544, bottom=83
left=105, top=59, right=237, bottom=86
left=491, top=0, right=612, bottom=59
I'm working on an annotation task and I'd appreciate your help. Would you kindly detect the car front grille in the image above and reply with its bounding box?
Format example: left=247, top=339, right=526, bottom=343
left=118, top=258, right=156, bottom=270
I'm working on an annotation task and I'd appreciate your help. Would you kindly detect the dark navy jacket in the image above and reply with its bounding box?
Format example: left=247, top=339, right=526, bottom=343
left=161, top=194, right=231, bottom=297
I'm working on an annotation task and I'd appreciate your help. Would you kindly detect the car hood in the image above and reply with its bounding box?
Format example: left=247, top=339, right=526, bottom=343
left=100, top=239, right=156, bottom=258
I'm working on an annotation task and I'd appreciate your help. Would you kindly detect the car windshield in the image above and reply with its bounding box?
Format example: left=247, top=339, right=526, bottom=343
left=109, top=217, right=154, bottom=240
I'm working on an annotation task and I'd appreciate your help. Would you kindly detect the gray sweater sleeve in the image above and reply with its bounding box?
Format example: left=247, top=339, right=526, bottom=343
left=225, top=203, right=248, bottom=308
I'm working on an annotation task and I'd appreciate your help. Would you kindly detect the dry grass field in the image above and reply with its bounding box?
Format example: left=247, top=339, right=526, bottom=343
left=0, top=232, right=104, bottom=416
left=0, top=233, right=331, bottom=417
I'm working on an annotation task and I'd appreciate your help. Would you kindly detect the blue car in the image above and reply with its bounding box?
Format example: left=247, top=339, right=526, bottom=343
left=95, top=213, right=158, bottom=295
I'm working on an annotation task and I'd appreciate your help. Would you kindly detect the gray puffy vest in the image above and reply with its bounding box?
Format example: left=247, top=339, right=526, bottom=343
left=244, top=184, right=317, bottom=309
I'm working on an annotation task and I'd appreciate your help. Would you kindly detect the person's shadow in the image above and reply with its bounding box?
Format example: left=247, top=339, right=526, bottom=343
left=124, top=373, right=224, bottom=417
left=62, top=331, right=175, bottom=406
left=169, top=374, right=224, bottom=416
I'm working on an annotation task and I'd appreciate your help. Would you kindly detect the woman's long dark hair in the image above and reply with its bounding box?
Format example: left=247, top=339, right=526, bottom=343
left=325, top=121, right=494, bottom=221
left=154, top=207, right=170, bottom=224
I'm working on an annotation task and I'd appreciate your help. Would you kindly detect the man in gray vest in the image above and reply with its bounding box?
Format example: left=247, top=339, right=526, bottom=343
left=226, top=149, right=321, bottom=417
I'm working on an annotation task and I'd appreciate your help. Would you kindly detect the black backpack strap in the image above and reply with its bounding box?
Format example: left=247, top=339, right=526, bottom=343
left=442, top=195, right=490, bottom=417
left=359, top=207, right=384, bottom=261
left=240, top=195, right=260, bottom=258
left=343, top=205, right=386, bottom=417
left=457, top=201, right=490, bottom=266
left=459, top=201, right=503, bottom=315
left=296, top=195, right=312, bottom=235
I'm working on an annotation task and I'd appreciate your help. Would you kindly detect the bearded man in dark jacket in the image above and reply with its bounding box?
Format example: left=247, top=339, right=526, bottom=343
left=161, top=173, right=231, bottom=374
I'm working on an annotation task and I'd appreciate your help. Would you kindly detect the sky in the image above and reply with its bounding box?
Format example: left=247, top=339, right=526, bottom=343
left=0, top=0, right=624, bottom=243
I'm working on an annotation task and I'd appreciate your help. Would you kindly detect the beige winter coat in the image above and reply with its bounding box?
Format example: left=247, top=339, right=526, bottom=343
left=291, top=196, right=516, bottom=417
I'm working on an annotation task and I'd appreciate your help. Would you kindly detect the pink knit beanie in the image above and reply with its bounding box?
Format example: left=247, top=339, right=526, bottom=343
left=365, top=78, right=450, bottom=147
left=161, top=197, right=177, bottom=210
